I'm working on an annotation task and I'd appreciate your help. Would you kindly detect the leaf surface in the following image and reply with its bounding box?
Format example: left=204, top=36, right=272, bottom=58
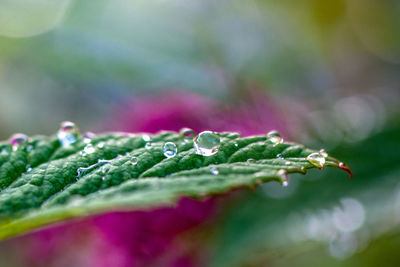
left=0, top=130, right=350, bottom=240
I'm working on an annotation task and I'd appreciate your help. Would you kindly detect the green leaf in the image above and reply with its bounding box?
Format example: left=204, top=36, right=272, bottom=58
left=0, top=129, right=350, bottom=240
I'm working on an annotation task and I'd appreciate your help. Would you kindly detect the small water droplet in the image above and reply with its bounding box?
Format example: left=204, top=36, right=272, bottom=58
left=57, top=121, right=79, bottom=147
left=319, top=149, right=328, bottom=158
left=26, top=165, right=32, bottom=173
left=194, top=131, right=221, bottom=156
left=83, top=144, right=95, bottom=155
left=276, top=153, right=283, bottom=159
left=210, top=167, right=219, bottom=175
left=145, top=142, right=152, bottom=149
left=179, top=128, right=196, bottom=142
left=307, top=152, right=326, bottom=168
left=83, top=132, right=96, bottom=144
left=285, top=161, right=291, bottom=165
left=277, top=169, right=289, bottom=187
left=130, top=157, right=138, bottom=166
left=247, top=158, right=256, bottom=163
left=234, top=142, right=239, bottom=147
left=142, top=134, right=151, bottom=142
left=101, top=166, right=107, bottom=175
left=101, top=176, right=106, bottom=181
left=163, top=142, right=178, bottom=158
left=266, top=130, right=283, bottom=145
left=97, top=142, right=105, bottom=149
left=10, top=133, right=28, bottom=151
left=26, top=145, right=34, bottom=152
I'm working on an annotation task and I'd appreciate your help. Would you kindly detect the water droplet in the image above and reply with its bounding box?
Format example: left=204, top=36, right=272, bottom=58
left=194, top=131, right=221, bottom=156
left=26, top=165, right=32, bottom=173
left=10, top=133, right=28, bottom=151
left=307, top=152, right=326, bottom=168
left=277, top=169, right=289, bottom=187
left=266, top=130, right=283, bottom=145
left=145, top=142, right=152, bottom=149
left=210, top=167, right=219, bottom=175
left=57, top=121, right=79, bottom=147
left=319, top=149, right=328, bottom=158
left=26, top=145, right=34, bottom=152
left=100, top=166, right=107, bottom=175
left=234, top=142, right=239, bottom=147
left=276, top=153, right=283, bottom=159
left=285, top=161, right=291, bottom=165
left=82, top=144, right=95, bottom=155
left=142, top=134, right=151, bottom=142
left=179, top=128, right=195, bottom=142
left=247, top=158, right=256, bottom=163
left=97, top=142, right=105, bottom=149
left=83, top=132, right=96, bottom=144
left=77, top=159, right=111, bottom=178
left=130, top=157, right=138, bottom=166
left=163, top=142, right=178, bottom=158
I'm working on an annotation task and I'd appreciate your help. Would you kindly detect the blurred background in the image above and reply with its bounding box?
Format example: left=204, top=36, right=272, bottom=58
left=0, top=0, right=399, bottom=266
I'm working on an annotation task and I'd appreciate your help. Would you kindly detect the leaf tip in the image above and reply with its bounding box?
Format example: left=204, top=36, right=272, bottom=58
left=338, top=162, right=354, bottom=178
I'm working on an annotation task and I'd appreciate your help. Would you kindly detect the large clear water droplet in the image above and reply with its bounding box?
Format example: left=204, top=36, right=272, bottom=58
left=163, top=142, right=178, bottom=158
left=179, top=128, right=195, bottom=142
left=307, top=152, right=326, bottom=168
left=10, top=133, right=28, bottom=151
left=194, top=131, right=221, bottom=156
left=266, top=130, right=283, bottom=145
left=57, top=121, right=79, bottom=147
left=210, top=167, right=219, bottom=175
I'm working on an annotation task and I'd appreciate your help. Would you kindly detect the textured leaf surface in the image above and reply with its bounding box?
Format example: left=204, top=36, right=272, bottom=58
left=0, top=130, right=350, bottom=240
